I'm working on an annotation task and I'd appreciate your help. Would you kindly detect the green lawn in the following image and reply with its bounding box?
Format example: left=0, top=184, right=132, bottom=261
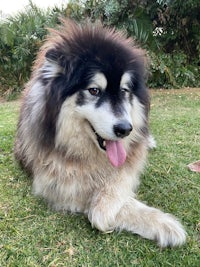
left=0, top=89, right=200, bottom=267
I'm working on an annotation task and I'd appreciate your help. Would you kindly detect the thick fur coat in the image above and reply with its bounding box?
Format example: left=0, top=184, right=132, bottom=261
left=14, top=19, right=186, bottom=247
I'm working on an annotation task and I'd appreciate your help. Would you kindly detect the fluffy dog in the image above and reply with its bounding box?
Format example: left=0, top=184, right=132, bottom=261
left=14, top=19, right=186, bottom=247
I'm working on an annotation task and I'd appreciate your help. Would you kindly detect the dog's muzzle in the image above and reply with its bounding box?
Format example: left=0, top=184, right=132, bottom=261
left=89, top=119, right=132, bottom=167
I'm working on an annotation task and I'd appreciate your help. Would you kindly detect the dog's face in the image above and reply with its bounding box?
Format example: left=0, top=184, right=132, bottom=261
left=73, top=69, right=148, bottom=165
left=75, top=71, right=135, bottom=167
left=76, top=72, right=133, bottom=140
left=36, top=21, right=150, bottom=167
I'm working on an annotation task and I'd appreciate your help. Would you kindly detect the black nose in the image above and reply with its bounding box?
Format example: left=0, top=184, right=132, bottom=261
left=113, top=121, right=133, bottom=138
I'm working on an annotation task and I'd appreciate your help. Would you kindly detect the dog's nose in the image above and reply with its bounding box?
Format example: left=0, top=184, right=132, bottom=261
left=113, top=121, right=132, bottom=138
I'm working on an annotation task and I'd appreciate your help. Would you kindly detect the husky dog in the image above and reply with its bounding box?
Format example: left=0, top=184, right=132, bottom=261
left=14, top=19, right=186, bottom=247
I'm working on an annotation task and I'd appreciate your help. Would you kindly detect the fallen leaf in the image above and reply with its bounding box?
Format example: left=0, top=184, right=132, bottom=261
left=188, top=160, right=200, bottom=173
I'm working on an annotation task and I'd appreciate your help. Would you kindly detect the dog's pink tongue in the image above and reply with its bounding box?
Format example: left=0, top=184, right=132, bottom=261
left=106, top=140, right=126, bottom=167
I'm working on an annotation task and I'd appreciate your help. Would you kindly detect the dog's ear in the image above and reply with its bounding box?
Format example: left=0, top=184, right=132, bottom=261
left=45, top=49, right=67, bottom=66
left=45, top=49, right=60, bottom=62
left=44, top=48, right=76, bottom=80
left=42, top=49, right=64, bottom=80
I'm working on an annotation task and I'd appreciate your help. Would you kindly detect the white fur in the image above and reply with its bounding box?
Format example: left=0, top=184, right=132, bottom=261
left=148, top=134, right=157, bottom=149
left=35, top=88, right=186, bottom=248
left=16, top=59, right=186, bottom=249
left=89, top=72, right=107, bottom=90
left=42, top=59, right=62, bottom=79
left=76, top=101, right=129, bottom=140
left=29, top=81, right=46, bottom=124
left=131, top=97, right=146, bottom=131
left=76, top=73, right=134, bottom=141
left=120, top=72, right=132, bottom=90
left=116, top=197, right=186, bottom=247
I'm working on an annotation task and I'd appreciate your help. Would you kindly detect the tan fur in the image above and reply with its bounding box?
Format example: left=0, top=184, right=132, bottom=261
left=14, top=19, right=186, bottom=247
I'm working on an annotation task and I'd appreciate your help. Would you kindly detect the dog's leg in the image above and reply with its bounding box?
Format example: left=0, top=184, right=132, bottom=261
left=88, top=168, right=140, bottom=232
left=89, top=194, right=186, bottom=247
left=116, top=197, right=186, bottom=247
left=88, top=188, right=132, bottom=233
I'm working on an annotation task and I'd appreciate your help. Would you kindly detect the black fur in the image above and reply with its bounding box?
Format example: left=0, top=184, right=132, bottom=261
left=33, top=21, right=150, bottom=149
left=21, top=22, right=149, bottom=154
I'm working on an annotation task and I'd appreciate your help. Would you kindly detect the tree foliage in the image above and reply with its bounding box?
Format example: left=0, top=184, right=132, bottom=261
left=66, top=0, right=200, bottom=59
left=0, top=2, right=66, bottom=97
left=0, top=0, right=199, bottom=97
left=153, top=0, right=200, bottom=60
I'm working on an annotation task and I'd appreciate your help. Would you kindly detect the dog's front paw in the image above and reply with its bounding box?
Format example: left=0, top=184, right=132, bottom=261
left=88, top=206, right=116, bottom=233
left=155, top=213, right=186, bottom=247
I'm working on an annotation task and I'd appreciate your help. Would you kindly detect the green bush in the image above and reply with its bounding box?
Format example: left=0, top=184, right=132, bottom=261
left=149, top=52, right=200, bottom=89
left=0, top=2, right=66, bottom=98
left=0, top=0, right=199, bottom=98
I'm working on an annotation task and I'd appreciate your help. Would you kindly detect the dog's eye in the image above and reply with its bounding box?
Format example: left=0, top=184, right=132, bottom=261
left=121, top=88, right=130, bottom=94
left=88, top=88, right=101, bottom=96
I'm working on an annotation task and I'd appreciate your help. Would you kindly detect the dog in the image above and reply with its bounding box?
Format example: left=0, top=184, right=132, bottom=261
left=14, top=19, right=186, bottom=247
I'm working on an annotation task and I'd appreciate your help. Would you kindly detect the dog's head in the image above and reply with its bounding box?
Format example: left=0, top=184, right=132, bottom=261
left=34, top=20, right=150, bottom=167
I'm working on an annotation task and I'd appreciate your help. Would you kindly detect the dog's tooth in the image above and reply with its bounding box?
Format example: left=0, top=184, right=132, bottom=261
left=103, top=140, right=106, bottom=147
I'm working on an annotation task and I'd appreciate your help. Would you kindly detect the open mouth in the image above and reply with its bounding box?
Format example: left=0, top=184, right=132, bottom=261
left=89, top=123, right=127, bottom=168
left=91, top=125, right=106, bottom=151
left=97, top=134, right=106, bottom=150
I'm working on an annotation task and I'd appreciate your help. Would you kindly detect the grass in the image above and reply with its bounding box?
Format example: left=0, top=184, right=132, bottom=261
left=0, top=88, right=200, bottom=267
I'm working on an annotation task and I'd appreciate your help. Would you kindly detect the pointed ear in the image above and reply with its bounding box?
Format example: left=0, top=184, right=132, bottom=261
left=43, top=48, right=77, bottom=81
left=42, top=49, right=64, bottom=79
left=45, top=49, right=62, bottom=63
left=45, top=49, right=72, bottom=68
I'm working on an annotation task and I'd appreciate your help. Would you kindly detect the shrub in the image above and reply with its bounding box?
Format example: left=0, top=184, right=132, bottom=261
left=0, top=2, right=66, bottom=98
left=0, top=0, right=199, bottom=98
left=148, top=51, right=200, bottom=89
